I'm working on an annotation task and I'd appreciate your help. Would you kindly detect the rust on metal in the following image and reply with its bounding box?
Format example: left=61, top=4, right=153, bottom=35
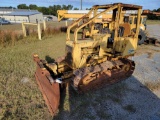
left=72, top=59, right=135, bottom=93
left=55, top=56, right=65, bottom=63
left=33, top=55, right=60, bottom=116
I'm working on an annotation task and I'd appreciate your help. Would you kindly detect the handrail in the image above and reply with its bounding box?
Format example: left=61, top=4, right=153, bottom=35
left=74, top=4, right=118, bottom=43
left=66, top=8, right=95, bottom=41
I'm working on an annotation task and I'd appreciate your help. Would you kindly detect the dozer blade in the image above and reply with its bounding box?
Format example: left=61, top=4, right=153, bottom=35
left=33, top=55, right=60, bottom=116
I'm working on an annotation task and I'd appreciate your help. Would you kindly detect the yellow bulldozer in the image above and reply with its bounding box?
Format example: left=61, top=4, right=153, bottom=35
left=33, top=3, right=142, bottom=115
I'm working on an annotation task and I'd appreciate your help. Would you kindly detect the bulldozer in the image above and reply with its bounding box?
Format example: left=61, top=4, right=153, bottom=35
left=33, top=3, right=142, bottom=115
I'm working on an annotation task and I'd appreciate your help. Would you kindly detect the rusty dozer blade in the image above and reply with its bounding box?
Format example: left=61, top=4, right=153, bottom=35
left=33, top=54, right=60, bottom=116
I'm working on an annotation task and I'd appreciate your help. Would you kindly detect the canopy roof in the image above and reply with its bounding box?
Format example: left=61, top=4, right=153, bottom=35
left=93, top=3, right=142, bottom=10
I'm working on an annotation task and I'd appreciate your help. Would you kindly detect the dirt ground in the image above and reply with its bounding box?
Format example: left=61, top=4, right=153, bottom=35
left=147, top=24, right=160, bottom=40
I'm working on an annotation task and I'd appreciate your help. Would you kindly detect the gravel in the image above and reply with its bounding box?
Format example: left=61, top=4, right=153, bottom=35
left=92, top=25, right=160, bottom=119
left=101, top=25, right=160, bottom=120
left=95, top=52, right=160, bottom=120
left=147, top=24, right=160, bottom=40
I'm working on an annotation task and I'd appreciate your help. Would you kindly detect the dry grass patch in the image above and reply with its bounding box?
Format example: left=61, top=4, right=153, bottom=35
left=43, top=26, right=61, bottom=36
left=144, top=82, right=160, bottom=91
left=147, top=20, right=160, bottom=25
left=0, top=30, right=23, bottom=47
left=0, top=25, right=67, bottom=47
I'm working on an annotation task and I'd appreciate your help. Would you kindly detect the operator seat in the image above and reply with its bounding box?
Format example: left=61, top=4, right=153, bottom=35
left=119, top=23, right=131, bottom=37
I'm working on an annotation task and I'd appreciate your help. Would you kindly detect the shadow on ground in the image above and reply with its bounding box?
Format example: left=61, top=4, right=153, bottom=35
left=53, top=76, right=160, bottom=120
left=45, top=55, right=55, bottom=63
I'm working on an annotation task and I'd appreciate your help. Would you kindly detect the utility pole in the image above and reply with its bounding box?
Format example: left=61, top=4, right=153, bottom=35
left=81, top=0, right=82, bottom=10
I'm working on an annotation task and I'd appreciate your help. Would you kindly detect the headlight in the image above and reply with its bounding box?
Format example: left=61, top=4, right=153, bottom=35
left=140, top=26, right=144, bottom=30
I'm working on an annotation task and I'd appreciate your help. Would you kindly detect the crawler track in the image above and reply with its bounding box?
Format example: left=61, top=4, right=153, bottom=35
left=72, top=58, right=135, bottom=93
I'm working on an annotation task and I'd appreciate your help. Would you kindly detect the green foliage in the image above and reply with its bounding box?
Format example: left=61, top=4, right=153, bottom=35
left=17, top=4, right=29, bottom=9
left=86, top=8, right=91, bottom=10
left=74, top=7, right=79, bottom=10
left=38, top=7, right=50, bottom=15
left=48, top=5, right=63, bottom=16
left=29, top=4, right=37, bottom=10
left=147, top=8, right=160, bottom=20
left=17, top=4, right=77, bottom=16
left=153, top=9, right=157, bottom=12
left=147, top=14, right=160, bottom=20
left=152, top=8, right=160, bottom=12
left=157, top=8, right=160, bottom=12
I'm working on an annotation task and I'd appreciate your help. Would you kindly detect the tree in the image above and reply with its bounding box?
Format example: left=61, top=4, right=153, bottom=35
left=17, top=4, right=29, bottom=9
left=48, top=5, right=61, bottom=16
left=74, top=7, right=79, bottom=10
left=62, top=5, right=73, bottom=10
left=152, top=8, right=160, bottom=12
left=29, top=4, right=37, bottom=10
left=62, top=5, right=67, bottom=10
left=153, top=9, right=157, bottom=12
left=86, top=8, right=91, bottom=10
left=67, top=5, right=73, bottom=10
left=38, top=7, right=50, bottom=15
left=16, top=4, right=75, bottom=16
left=157, top=8, right=160, bottom=12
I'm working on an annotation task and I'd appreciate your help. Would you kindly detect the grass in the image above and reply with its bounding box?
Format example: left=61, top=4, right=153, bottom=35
left=0, top=33, right=66, bottom=119
left=0, top=21, right=73, bottom=119
left=0, top=30, right=24, bottom=47
left=0, top=21, right=70, bottom=31
left=0, top=23, right=67, bottom=47
left=146, top=20, right=160, bottom=25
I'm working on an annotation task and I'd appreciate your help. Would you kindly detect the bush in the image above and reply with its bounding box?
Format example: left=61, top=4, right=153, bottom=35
left=0, top=30, right=24, bottom=47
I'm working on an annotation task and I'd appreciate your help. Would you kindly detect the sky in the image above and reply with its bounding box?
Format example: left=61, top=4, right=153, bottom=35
left=1, top=0, right=160, bottom=10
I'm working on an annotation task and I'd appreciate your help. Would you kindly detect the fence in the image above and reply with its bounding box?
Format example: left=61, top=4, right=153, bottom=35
left=22, top=20, right=46, bottom=40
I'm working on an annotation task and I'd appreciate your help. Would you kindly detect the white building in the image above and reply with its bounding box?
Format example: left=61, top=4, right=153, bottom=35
left=0, top=9, right=43, bottom=23
left=43, top=15, right=58, bottom=21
